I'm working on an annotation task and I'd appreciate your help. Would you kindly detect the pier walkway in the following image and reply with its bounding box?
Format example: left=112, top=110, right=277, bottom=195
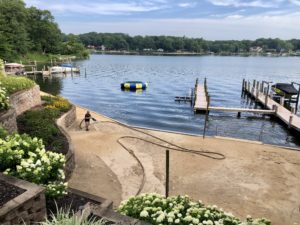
left=193, top=78, right=300, bottom=132
left=243, top=80, right=300, bottom=132
left=194, top=78, right=208, bottom=112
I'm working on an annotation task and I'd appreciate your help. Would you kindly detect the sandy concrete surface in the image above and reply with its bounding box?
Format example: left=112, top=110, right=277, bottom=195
left=67, top=106, right=300, bottom=225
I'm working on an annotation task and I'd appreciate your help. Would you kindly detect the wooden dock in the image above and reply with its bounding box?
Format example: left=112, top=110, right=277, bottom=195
left=208, top=106, right=275, bottom=114
left=243, top=80, right=300, bottom=132
left=193, top=78, right=275, bottom=115
left=194, top=78, right=208, bottom=112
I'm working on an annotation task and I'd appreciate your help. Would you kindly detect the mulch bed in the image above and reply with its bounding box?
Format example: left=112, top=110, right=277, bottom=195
left=0, top=180, right=26, bottom=207
left=46, top=192, right=101, bottom=216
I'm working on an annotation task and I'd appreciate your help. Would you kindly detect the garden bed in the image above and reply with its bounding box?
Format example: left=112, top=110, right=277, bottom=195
left=46, top=188, right=105, bottom=215
left=17, top=95, right=72, bottom=155
left=0, top=180, right=25, bottom=207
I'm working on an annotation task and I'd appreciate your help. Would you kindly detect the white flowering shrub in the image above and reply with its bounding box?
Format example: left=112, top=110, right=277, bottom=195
left=0, top=83, right=10, bottom=111
left=0, top=133, right=67, bottom=198
left=118, top=193, right=271, bottom=225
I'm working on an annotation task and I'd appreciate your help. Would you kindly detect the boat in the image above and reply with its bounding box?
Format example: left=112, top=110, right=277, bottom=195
left=271, top=83, right=298, bottom=98
left=5, top=63, right=25, bottom=75
left=121, top=81, right=148, bottom=90
left=50, top=64, right=80, bottom=74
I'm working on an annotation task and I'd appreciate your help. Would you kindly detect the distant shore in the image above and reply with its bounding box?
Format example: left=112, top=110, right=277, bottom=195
left=92, top=50, right=300, bottom=57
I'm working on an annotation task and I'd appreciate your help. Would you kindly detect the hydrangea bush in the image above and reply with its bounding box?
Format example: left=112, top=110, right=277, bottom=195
left=0, top=133, right=67, bottom=197
left=118, top=193, right=271, bottom=225
left=0, top=83, right=10, bottom=111
left=0, top=76, right=35, bottom=95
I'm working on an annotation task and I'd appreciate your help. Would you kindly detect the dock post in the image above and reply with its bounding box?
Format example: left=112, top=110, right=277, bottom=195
left=247, top=81, right=250, bottom=93
left=280, top=97, right=285, bottom=106
left=288, top=115, right=293, bottom=129
left=165, top=150, right=170, bottom=198
left=265, top=83, right=270, bottom=107
left=203, top=95, right=210, bottom=139
left=237, top=112, right=241, bottom=118
left=296, top=84, right=300, bottom=114
left=272, top=105, right=278, bottom=115
left=242, top=79, right=245, bottom=92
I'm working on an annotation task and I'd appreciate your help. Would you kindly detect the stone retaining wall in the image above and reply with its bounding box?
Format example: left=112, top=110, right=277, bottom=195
left=56, top=105, right=76, bottom=180
left=0, top=109, right=17, bottom=133
left=9, top=85, right=41, bottom=116
left=0, top=174, right=46, bottom=225
left=0, top=85, right=41, bottom=134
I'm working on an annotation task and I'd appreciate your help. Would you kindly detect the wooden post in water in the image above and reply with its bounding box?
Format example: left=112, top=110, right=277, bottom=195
left=256, top=82, right=259, bottom=100
left=242, top=79, right=245, bottom=92
left=280, top=96, right=285, bottom=106
left=265, top=83, right=270, bottom=106
left=165, top=150, right=170, bottom=198
left=248, top=81, right=250, bottom=93
left=289, top=115, right=293, bottom=129
left=292, top=82, right=300, bottom=114
left=203, top=95, right=210, bottom=139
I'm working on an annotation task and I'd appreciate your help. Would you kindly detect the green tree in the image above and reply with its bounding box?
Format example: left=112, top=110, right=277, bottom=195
left=0, top=0, right=29, bottom=61
left=26, top=7, right=62, bottom=53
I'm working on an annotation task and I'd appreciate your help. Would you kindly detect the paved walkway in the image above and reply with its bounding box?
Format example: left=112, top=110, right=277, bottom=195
left=66, top=106, right=300, bottom=224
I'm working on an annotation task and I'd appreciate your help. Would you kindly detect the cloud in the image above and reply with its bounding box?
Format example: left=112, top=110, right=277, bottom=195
left=60, top=12, right=300, bottom=40
left=289, top=0, right=300, bottom=5
left=207, top=0, right=280, bottom=8
left=226, top=14, right=244, bottom=19
left=178, top=2, right=197, bottom=8
left=24, top=0, right=168, bottom=15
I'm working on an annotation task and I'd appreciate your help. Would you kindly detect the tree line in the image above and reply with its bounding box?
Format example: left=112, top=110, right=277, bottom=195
left=78, top=32, right=300, bottom=54
left=1, top=0, right=300, bottom=62
left=0, top=0, right=88, bottom=62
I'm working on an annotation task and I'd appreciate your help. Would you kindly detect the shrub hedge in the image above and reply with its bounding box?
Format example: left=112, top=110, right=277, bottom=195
left=118, top=193, right=271, bottom=225
left=17, top=96, right=72, bottom=154
left=0, top=132, right=67, bottom=197
left=0, top=75, right=35, bottom=95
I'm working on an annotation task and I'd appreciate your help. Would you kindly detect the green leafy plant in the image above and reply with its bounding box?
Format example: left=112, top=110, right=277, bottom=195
left=42, top=95, right=72, bottom=113
left=0, top=133, right=67, bottom=197
left=0, top=83, right=10, bottom=111
left=0, top=76, right=35, bottom=95
left=0, top=126, right=8, bottom=139
left=118, top=193, right=271, bottom=225
left=41, top=206, right=107, bottom=225
left=17, top=108, right=64, bottom=153
left=18, top=96, right=72, bottom=154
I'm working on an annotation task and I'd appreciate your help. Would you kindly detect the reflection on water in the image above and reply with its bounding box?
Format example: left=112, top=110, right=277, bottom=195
left=34, top=75, right=62, bottom=96
left=32, top=55, right=300, bottom=148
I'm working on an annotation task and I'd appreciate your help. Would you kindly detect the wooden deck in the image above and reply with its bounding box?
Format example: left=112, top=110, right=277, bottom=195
left=193, top=79, right=275, bottom=115
left=244, top=81, right=300, bottom=132
left=208, top=106, right=275, bottom=114
left=194, top=84, right=208, bottom=112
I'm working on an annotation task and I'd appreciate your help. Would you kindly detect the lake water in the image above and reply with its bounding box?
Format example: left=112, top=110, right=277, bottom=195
left=35, top=54, right=300, bottom=147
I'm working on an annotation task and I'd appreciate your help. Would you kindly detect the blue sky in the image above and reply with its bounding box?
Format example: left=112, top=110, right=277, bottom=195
left=24, top=0, right=300, bottom=40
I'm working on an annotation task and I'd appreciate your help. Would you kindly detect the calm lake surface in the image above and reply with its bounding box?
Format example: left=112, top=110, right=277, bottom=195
left=36, top=55, right=300, bottom=147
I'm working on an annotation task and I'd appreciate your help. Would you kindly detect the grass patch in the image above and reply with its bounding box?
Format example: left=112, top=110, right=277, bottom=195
left=0, top=75, right=35, bottom=95
left=20, top=52, right=77, bottom=64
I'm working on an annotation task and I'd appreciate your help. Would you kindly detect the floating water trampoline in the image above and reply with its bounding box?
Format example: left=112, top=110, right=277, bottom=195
left=121, top=81, right=148, bottom=90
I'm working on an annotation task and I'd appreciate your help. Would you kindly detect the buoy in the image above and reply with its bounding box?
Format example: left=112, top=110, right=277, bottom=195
left=121, top=81, right=148, bottom=90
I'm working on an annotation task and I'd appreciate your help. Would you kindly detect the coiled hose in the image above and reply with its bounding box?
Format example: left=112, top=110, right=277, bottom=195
left=79, top=118, right=225, bottom=195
